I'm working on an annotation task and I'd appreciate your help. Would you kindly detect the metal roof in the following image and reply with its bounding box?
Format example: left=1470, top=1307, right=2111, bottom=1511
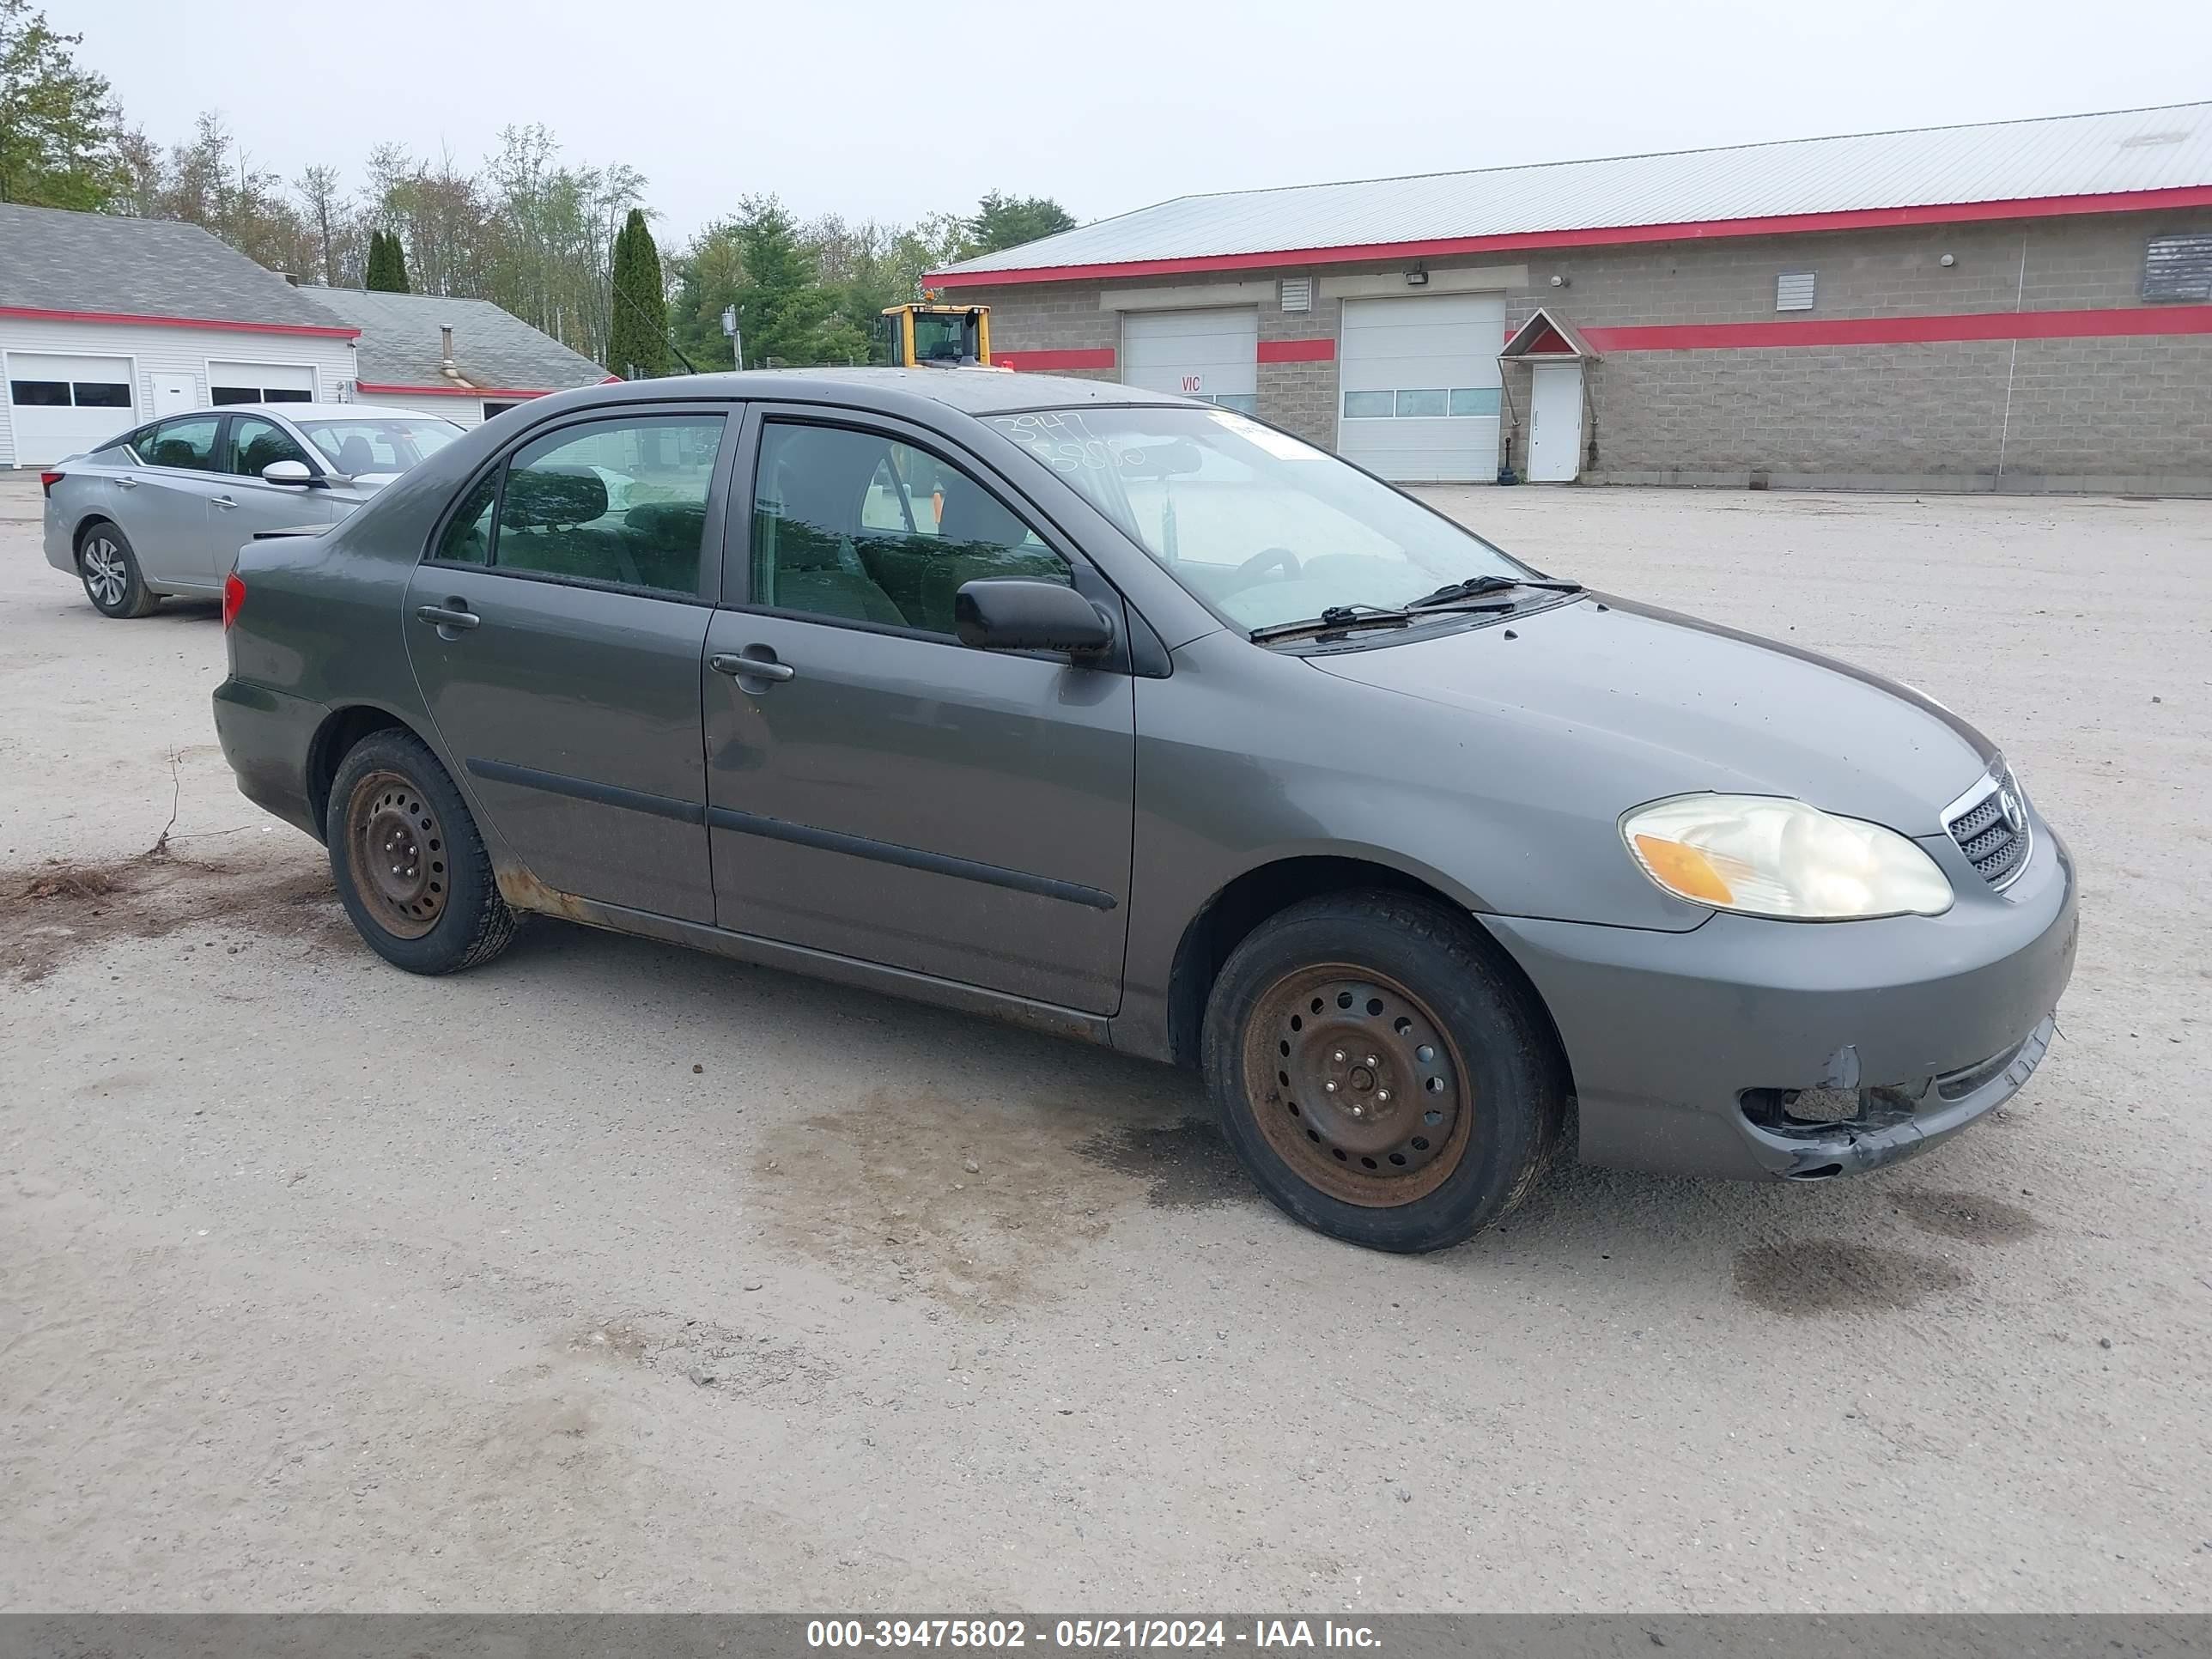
left=938, top=102, right=2212, bottom=282
left=304, top=287, right=609, bottom=392
left=0, top=203, right=359, bottom=331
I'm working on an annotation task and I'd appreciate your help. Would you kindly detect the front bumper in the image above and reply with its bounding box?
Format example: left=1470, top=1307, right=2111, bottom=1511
left=1480, top=811, right=2078, bottom=1181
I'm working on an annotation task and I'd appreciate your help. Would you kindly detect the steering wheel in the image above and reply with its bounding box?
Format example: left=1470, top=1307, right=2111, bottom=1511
left=1234, top=546, right=1303, bottom=583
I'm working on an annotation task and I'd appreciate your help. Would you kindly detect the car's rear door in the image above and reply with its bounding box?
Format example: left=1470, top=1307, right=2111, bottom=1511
left=404, top=404, right=735, bottom=924
left=701, top=404, right=1135, bottom=1014
left=115, top=413, right=229, bottom=589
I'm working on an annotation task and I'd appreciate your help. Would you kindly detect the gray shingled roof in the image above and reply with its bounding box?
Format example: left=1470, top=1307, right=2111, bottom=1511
left=0, top=202, right=355, bottom=328
left=940, top=100, right=2212, bottom=278
left=304, top=287, right=608, bottom=392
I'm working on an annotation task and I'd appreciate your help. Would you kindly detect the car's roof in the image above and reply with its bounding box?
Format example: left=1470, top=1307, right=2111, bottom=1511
left=207, top=402, right=453, bottom=422
left=576, top=367, right=1196, bottom=418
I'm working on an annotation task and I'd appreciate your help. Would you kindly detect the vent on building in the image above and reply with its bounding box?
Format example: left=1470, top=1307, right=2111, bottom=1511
left=1279, top=276, right=1313, bottom=313
left=2142, top=233, right=2212, bottom=301
left=1776, top=271, right=1817, bottom=312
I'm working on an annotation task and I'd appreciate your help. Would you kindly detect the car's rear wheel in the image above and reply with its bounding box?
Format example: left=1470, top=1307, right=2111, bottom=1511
left=78, top=523, right=158, bottom=618
left=1202, top=890, right=1566, bottom=1253
left=327, top=729, right=516, bottom=975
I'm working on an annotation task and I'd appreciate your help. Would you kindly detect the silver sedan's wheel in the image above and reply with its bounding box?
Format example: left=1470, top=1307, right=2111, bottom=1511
left=77, top=526, right=158, bottom=618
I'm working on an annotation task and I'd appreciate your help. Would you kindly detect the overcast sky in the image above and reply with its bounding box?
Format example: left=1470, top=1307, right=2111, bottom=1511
left=58, top=0, right=2210, bottom=247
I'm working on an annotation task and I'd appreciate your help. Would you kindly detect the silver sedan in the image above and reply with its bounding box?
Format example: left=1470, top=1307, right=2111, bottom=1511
left=41, top=403, right=464, bottom=617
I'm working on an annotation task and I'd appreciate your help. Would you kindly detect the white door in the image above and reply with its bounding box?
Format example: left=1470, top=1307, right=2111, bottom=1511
left=151, top=373, right=197, bottom=417
left=1336, top=294, right=1505, bottom=483
left=1121, top=308, right=1258, bottom=411
left=4, top=352, right=136, bottom=465
left=1527, top=362, right=1584, bottom=483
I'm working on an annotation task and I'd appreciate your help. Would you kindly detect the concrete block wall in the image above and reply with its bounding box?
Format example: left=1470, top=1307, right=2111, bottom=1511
left=966, top=207, right=2212, bottom=493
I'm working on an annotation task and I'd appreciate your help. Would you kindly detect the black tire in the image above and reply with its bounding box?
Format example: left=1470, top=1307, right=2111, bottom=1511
left=326, top=728, right=517, bottom=975
left=1202, top=890, right=1566, bottom=1253
left=77, top=521, right=160, bottom=618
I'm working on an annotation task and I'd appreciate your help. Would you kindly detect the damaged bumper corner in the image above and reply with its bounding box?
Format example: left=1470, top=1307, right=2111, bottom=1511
left=1478, top=816, right=2078, bottom=1181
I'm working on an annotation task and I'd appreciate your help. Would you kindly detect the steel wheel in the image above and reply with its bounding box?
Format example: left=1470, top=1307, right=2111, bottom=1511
left=343, top=769, right=449, bottom=939
left=82, top=536, right=130, bottom=609
left=1241, top=963, right=1474, bottom=1207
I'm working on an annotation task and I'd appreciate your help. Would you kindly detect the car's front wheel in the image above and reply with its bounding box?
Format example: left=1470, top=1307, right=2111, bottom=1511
left=1203, top=891, right=1567, bottom=1253
left=78, top=523, right=159, bottom=618
left=327, top=729, right=516, bottom=975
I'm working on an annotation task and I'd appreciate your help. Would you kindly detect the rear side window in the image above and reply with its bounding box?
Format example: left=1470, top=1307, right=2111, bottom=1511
left=140, top=416, right=222, bottom=472
left=433, top=415, right=726, bottom=595
left=750, top=421, right=1068, bottom=635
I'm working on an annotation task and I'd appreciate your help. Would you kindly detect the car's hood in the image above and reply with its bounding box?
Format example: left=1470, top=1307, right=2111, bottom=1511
left=1307, top=593, right=1997, bottom=833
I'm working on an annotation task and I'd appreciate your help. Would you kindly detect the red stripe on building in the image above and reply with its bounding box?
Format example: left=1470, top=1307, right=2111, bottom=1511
left=929, top=185, right=2212, bottom=288
left=997, top=347, right=1116, bottom=371
left=0, top=304, right=360, bottom=338
left=354, top=381, right=556, bottom=398
left=1583, top=304, right=2212, bottom=352
left=1257, top=337, right=1335, bottom=363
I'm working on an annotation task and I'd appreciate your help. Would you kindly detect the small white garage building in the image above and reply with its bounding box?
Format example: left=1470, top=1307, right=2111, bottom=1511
left=1, top=203, right=613, bottom=467
left=0, top=204, right=359, bottom=469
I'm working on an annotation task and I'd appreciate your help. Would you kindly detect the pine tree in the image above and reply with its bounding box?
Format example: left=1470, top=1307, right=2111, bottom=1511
left=365, top=228, right=410, bottom=293
left=606, top=207, right=668, bottom=380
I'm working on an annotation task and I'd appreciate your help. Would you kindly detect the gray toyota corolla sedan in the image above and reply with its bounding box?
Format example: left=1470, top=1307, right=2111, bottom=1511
left=41, top=404, right=462, bottom=617
left=211, top=369, right=2078, bottom=1252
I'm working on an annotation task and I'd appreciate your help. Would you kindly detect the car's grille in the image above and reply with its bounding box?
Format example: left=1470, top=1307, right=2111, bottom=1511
left=1947, top=769, right=2030, bottom=888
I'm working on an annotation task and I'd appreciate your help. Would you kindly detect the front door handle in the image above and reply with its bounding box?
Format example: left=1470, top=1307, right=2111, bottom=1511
left=710, top=650, right=795, bottom=684
left=415, top=603, right=480, bottom=632
left=212, top=495, right=239, bottom=509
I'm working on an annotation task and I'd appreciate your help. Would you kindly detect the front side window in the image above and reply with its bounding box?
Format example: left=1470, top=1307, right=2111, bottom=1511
left=300, top=416, right=463, bottom=477
left=441, top=415, right=725, bottom=594
left=987, top=405, right=1526, bottom=634
left=140, top=416, right=223, bottom=472
left=228, top=416, right=313, bottom=477
left=750, top=421, right=1068, bottom=634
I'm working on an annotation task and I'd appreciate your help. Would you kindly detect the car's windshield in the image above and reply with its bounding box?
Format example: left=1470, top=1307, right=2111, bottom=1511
left=985, top=405, right=1530, bottom=634
left=298, top=416, right=464, bottom=475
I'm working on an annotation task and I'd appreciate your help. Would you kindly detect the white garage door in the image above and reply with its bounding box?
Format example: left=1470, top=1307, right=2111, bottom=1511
left=1337, top=294, right=1505, bottom=483
left=5, top=352, right=137, bottom=465
left=1121, top=308, right=1257, bottom=411
left=209, top=361, right=317, bottom=404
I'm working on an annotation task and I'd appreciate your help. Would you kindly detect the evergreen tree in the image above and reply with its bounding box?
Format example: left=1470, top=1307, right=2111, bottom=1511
left=366, top=228, right=410, bottom=292
left=963, top=191, right=1075, bottom=258
left=606, top=206, right=668, bottom=380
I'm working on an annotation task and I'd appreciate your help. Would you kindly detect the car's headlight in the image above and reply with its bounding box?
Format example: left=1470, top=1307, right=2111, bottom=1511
left=1621, top=794, right=1954, bottom=920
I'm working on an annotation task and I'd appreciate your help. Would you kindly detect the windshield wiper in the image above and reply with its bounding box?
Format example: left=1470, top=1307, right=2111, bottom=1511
left=1249, top=605, right=1415, bottom=644
left=1410, top=574, right=1584, bottom=610
left=1249, top=599, right=1512, bottom=645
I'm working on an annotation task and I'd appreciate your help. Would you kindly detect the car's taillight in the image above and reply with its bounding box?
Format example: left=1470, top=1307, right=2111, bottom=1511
left=39, top=471, right=64, bottom=497
left=222, top=571, right=246, bottom=631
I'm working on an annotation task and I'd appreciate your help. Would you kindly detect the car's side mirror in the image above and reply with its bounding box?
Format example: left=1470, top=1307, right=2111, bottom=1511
left=954, top=579, right=1115, bottom=655
left=261, top=459, right=317, bottom=488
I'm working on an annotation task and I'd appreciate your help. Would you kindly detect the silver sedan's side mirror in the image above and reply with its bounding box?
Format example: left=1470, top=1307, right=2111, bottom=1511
left=261, top=459, right=315, bottom=487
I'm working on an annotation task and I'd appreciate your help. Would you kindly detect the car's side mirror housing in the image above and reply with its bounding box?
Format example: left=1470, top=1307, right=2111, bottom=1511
left=261, top=459, right=318, bottom=488
left=954, top=579, right=1115, bottom=655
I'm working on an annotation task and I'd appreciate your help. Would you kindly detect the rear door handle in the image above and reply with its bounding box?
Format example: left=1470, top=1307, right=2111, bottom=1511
left=114, top=477, right=137, bottom=489
left=710, top=651, right=795, bottom=683
left=212, top=495, right=238, bottom=509
left=415, top=603, right=479, bottom=631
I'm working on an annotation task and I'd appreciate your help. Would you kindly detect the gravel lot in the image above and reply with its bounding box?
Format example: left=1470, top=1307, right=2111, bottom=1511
left=2, top=471, right=2207, bottom=1613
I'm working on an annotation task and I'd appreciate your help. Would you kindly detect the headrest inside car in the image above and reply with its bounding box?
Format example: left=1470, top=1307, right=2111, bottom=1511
left=502, top=465, right=608, bottom=530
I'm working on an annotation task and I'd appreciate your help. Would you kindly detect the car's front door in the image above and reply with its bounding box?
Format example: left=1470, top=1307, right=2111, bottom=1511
left=117, top=413, right=230, bottom=588
left=702, top=409, right=1135, bottom=1014
left=214, top=415, right=337, bottom=562
left=404, top=407, right=735, bottom=924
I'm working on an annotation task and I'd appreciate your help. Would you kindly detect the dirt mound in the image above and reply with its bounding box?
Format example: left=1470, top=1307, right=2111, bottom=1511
left=2, top=841, right=352, bottom=984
